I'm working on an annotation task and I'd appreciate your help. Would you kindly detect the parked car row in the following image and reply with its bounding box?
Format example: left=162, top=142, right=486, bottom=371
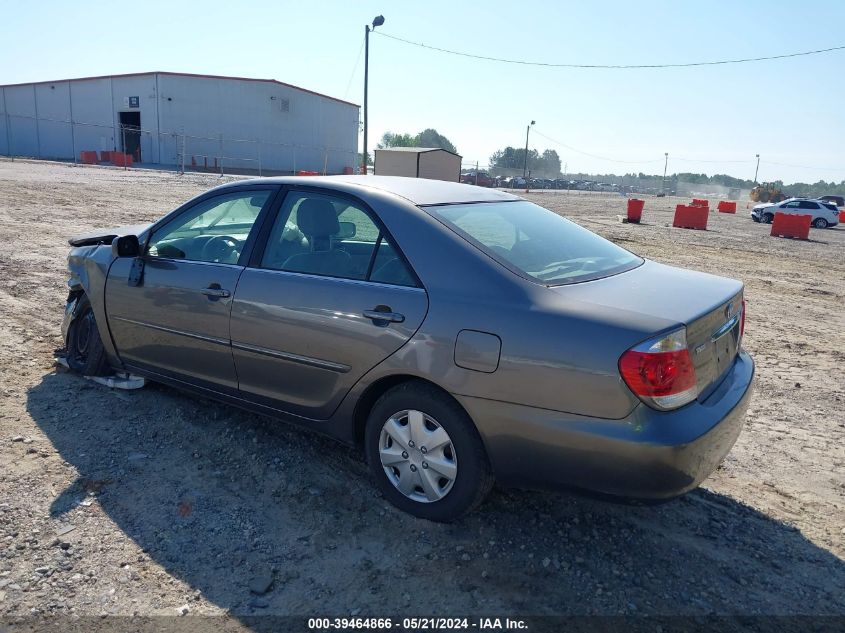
left=461, top=173, right=633, bottom=191
left=498, top=178, right=625, bottom=191
left=750, top=197, right=840, bottom=229
left=459, top=172, right=498, bottom=187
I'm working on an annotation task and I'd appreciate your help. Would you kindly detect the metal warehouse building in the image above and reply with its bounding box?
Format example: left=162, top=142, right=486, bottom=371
left=0, top=71, right=359, bottom=174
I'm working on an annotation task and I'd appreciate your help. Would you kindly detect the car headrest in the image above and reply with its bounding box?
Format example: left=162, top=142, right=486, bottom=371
left=296, top=199, right=340, bottom=238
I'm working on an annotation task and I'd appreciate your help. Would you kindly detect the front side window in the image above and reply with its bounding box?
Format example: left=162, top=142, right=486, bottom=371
left=426, top=200, right=642, bottom=285
left=147, top=190, right=272, bottom=264
left=260, top=191, right=417, bottom=286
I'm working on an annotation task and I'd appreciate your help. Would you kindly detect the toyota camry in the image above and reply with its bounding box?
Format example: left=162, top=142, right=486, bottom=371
left=61, top=176, right=755, bottom=521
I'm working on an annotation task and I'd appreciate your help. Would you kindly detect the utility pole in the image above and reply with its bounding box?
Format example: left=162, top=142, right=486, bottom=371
left=362, top=15, right=385, bottom=175
left=662, top=152, right=669, bottom=194
left=754, top=154, right=760, bottom=183
left=523, top=120, right=535, bottom=190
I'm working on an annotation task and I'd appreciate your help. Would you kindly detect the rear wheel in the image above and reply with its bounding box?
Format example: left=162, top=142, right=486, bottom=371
left=364, top=381, right=493, bottom=522
left=762, top=213, right=774, bottom=224
left=813, top=217, right=829, bottom=229
left=66, top=295, right=110, bottom=376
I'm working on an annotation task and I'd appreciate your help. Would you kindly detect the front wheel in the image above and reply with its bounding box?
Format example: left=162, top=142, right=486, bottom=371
left=813, top=218, right=829, bottom=229
left=364, top=381, right=494, bottom=522
left=65, top=295, right=110, bottom=376
left=763, top=213, right=774, bottom=224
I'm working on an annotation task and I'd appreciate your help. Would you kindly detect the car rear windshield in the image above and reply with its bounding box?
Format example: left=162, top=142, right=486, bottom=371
left=425, top=200, right=642, bottom=285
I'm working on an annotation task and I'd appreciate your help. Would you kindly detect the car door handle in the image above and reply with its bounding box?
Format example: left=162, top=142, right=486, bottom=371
left=363, top=309, right=405, bottom=324
left=201, top=287, right=231, bottom=298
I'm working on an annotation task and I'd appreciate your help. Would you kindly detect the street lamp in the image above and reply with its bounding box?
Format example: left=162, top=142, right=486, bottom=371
left=754, top=154, right=760, bottom=183
left=522, top=120, right=535, bottom=187
left=662, top=152, right=669, bottom=194
left=362, top=14, right=385, bottom=174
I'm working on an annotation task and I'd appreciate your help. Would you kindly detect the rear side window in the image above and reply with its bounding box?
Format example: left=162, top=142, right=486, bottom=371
left=426, top=200, right=642, bottom=285
left=799, top=201, right=820, bottom=210
left=259, top=191, right=417, bottom=287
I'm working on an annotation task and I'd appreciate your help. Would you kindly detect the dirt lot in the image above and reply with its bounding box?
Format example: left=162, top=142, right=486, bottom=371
left=0, top=159, right=843, bottom=625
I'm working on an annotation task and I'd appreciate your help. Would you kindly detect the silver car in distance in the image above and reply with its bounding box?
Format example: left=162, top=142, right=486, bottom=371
left=62, top=176, right=755, bottom=522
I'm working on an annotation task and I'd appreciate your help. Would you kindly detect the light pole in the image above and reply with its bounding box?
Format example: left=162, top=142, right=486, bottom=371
left=662, top=152, right=669, bottom=194
left=522, top=120, right=535, bottom=188
left=362, top=14, right=385, bottom=174
left=754, top=154, right=760, bottom=183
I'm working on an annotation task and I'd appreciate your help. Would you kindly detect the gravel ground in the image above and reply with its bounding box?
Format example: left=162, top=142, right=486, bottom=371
left=0, top=159, right=843, bottom=625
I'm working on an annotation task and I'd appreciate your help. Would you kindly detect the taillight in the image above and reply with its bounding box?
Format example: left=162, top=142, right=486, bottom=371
left=619, top=328, right=698, bottom=410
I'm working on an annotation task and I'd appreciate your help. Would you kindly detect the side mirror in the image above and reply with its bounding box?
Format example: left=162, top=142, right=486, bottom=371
left=336, top=221, right=356, bottom=240
left=112, top=234, right=140, bottom=258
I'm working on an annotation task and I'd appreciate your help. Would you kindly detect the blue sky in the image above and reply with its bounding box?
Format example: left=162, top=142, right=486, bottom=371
left=3, top=0, right=844, bottom=183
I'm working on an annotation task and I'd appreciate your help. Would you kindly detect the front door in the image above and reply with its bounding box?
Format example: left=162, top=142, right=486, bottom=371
left=106, top=188, right=276, bottom=390
left=230, top=189, right=428, bottom=419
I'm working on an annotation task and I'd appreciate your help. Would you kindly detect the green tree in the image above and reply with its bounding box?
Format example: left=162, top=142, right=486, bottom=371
left=541, top=149, right=562, bottom=176
left=416, top=128, right=457, bottom=153
left=378, top=132, right=416, bottom=149
left=378, top=129, right=458, bottom=153
left=490, top=146, right=561, bottom=176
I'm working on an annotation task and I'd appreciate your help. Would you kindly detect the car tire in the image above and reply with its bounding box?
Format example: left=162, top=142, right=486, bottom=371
left=763, top=213, right=774, bottom=224
left=65, top=295, right=111, bottom=377
left=813, top=218, right=828, bottom=229
left=752, top=216, right=760, bottom=223
left=364, top=380, right=494, bottom=522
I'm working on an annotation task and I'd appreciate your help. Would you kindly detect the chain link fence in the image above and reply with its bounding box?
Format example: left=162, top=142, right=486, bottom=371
left=1, top=112, right=357, bottom=176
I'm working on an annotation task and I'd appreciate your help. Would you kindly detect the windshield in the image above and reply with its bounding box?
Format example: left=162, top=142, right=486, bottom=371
left=425, top=200, right=642, bottom=285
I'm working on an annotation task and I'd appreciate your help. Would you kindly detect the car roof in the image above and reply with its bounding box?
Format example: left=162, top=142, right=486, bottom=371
left=217, top=175, right=520, bottom=206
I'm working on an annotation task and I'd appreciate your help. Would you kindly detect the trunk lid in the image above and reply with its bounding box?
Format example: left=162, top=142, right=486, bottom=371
left=549, top=259, right=744, bottom=398
left=685, top=293, right=743, bottom=399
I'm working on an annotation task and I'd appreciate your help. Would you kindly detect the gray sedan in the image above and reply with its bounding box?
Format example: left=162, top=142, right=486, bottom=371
left=62, top=176, right=755, bottom=521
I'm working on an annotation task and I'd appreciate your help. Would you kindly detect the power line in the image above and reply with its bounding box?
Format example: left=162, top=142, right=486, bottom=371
left=525, top=131, right=841, bottom=173
left=674, top=157, right=755, bottom=164
left=532, top=129, right=662, bottom=164
left=374, top=31, right=845, bottom=69
left=761, top=159, right=843, bottom=172
left=343, top=37, right=366, bottom=100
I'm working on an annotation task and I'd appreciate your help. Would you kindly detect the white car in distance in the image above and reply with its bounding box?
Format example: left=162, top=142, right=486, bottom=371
left=751, top=198, right=840, bottom=229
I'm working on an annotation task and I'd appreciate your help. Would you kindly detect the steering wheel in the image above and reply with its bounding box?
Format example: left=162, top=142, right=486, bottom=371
left=201, top=235, right=240, bottom=264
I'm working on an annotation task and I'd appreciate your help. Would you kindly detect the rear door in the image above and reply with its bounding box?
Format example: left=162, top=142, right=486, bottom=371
left=230, top=188, right=428, bottom=419
left=798, top=200, right=821, bottom=219
left=106, top=187, right=277, bottom=390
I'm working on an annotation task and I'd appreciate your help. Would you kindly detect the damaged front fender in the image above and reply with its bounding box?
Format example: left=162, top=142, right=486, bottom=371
left=62, top=242, right=123, bottom=368
left=60, top=292, right=82, bottom=345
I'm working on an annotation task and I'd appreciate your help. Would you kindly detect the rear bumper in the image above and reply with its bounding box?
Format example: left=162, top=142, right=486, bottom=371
left=458, top=351, right=755, bottom=499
